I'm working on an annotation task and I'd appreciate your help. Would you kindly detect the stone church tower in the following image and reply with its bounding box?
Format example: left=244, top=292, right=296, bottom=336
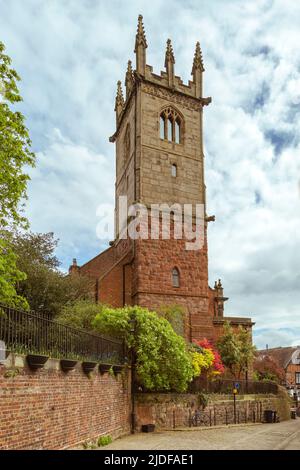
left=70, top=16, right=253, bottom=342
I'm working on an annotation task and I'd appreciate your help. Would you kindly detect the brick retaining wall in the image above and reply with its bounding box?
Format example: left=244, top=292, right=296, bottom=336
left=0, top=354, right=131, bottom=450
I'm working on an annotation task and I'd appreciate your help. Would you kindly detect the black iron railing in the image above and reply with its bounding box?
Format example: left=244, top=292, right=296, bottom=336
left=189, top=376, right=279, bottom=395
left=0, top=304, right=125, bottom=363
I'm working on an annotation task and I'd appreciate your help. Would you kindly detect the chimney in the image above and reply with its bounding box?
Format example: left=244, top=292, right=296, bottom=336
left=69, top=258, right=80, bottom=275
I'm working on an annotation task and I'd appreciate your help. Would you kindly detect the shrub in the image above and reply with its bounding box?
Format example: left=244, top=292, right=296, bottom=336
left=158, top=304, right=185, bottom=336
left=197, top=392, right=209, bottom=409
left=253, top=355, right=285, bottom=383
left=56, top=300, right=103, bottom=331
left=195, top=338, right=225, bottom=376
left=93, top=305, right=194, bottom=392
left=217, top=322, right=256, bottom=379
left=98, top=435, right=112, bottom=447
left=191, top=348, right=214, bottom=377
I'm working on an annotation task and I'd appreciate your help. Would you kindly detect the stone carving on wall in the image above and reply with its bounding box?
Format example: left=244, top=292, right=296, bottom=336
left=141, top=82, right=202, bottom=111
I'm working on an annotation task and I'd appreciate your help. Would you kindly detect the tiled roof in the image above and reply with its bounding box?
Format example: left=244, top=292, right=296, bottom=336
left=256, top=346, right=299, bottom=368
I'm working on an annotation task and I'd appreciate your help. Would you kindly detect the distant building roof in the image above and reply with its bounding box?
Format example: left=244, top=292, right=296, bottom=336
left=257, top=346, right=300, bottom=369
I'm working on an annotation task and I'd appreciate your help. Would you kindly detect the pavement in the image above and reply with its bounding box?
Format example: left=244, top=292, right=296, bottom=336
left=97, top=419, right=300, bottom=450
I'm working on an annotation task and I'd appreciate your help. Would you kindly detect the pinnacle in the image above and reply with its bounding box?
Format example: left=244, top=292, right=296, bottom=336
left=134, top=14, right=147, bottom=52
left=115, top=80, right=124, bottom=107
left=192, top=41, right=205, bottom=73
left=165, top=38, right=175, bottom=67
left=125, top=60, right=134, bottom=98
left=127, top=60, right=133, bottom=73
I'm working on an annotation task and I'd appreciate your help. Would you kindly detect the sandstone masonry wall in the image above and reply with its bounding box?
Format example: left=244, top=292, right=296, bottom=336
left=135, top=390, right=291, bottom=431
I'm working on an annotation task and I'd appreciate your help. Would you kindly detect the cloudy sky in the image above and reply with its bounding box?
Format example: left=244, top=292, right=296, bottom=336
left=1, top=0, right=300, bottom=348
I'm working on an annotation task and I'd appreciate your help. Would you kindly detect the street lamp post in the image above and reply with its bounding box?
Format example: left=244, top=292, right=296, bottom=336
left=129, top=317, right=136, bottom=434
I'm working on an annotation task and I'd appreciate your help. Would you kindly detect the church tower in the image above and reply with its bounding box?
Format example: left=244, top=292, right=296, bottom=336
left=72, top=15, right=253, bottom=344
left=109, top=15, right=213, bottom=340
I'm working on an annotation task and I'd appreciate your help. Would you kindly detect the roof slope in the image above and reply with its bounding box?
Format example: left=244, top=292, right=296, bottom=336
left=257, top=346, right=299, bottom=368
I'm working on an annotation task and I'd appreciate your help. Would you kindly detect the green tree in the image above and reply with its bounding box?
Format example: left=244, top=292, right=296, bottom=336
left=57, top=300, right=103, bottom=331
left=253, top=355, right=285, bottom=383
left=0, top=41, right=36, bottom=307
left=0, top=236, right=27, bottom=308
left=93, top=305, right=194, bottom=392
left=217, top=322, right=256, bottom=379
left=158, top=304, right=185, bottom=336
left=11, top=231, right=93, bottom=316
left=0, top=41, right=35, bottom=229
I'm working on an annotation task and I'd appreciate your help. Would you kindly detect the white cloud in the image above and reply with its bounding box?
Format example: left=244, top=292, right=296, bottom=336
left=1, top=0, right=300, bottom=348
left=25, top=128, right=114, bottom=269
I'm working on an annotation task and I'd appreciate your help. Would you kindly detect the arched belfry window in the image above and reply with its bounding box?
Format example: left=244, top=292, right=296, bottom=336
left=172, top=267, right=180, bottom=288
left=175, top=118, right=180, bottom=144
left=160, top=116, right=165, bottom=139
left=160, top=108, right=182, bottom=144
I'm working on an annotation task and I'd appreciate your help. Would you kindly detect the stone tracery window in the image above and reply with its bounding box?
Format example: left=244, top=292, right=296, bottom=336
left=160, top=108, right=182, bottom=144
left=160, top=116, right=165, bottom=139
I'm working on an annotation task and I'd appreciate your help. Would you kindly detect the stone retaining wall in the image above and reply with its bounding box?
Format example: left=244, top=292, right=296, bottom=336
left=135, top=389, right=291, bottom=430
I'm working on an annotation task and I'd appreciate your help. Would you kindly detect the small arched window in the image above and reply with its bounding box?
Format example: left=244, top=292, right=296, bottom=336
left=172, top=267, right=180, bottom=288
left=171, top=164, right=177, bottom=177
left=160, top=108, right=182, bottom=144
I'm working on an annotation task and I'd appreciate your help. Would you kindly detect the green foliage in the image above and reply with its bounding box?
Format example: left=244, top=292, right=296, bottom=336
left=253, top=355, right=285, bottom=384
left=93, top=305, right=194, bottom=392
left=197, top=391, right=209, bottom=410
left=82, top=435, right=112, bottom=449
left=158, top=304, right=185, bottom=336
left=9, top=231, right=94, bottom=316
left=0, top=41, right=35, bottom=229
left=97, top=435, right=112, bottom=447
left=0, top=236, right=28, bottom=309
left=190, top=347, right=214, bottom=378
left=57, top=300, right=103, bottom=330
left=82, top=440, right=97, bottom=450
left=0, top=41, right=35, bottom=307
left=217, top=322, right=256, bottom=379
left=4, top=368, right=20, bottom=379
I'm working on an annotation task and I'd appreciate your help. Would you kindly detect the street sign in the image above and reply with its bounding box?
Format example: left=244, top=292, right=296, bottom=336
left=234, top=382, right=240, bottom=389
left=233, top=388, right=238, bottom=395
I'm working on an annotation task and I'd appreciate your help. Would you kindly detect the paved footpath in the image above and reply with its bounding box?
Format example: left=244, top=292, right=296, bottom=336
left=98, top=420, right=300, bottom=450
